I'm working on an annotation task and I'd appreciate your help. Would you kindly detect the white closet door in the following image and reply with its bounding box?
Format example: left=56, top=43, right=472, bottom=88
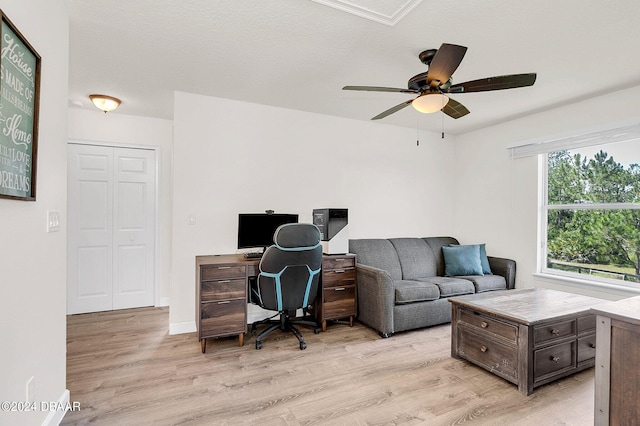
left=67, top=144, right=156, bottom=314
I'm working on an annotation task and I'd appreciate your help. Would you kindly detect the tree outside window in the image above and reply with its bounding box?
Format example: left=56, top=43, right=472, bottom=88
left=544, top=142, right=640, bottom=284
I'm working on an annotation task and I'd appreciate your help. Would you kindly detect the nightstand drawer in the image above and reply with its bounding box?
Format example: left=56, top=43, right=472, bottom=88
left=458, top=327, right=517, bottom=381
left=534, top=341, right=575, bottom=381
left=200, top=299, right=246, bottom=337
left=459, top=309, right=517, bottom=343
left=201, top=279, right=246, bottom=302
left=201, top=264, right=246, bottom=280
left=323, top=256, right=355, bottom=270
left=322, top=286, right=356, bottom=318
left=322, top=268, right=355, bottom=288
left=534, top=319, right=575, bottom=346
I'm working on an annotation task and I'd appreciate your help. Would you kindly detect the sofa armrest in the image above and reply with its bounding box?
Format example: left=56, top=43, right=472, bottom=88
left=355, top=263, right=396, bottom=337
left=488, top=256, right=516, bottom=290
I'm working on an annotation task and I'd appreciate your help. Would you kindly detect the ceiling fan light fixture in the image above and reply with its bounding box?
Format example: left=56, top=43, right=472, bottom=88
left=412, top=93, right=449, bottom=114
left=89, top=94, right=121, bottom=113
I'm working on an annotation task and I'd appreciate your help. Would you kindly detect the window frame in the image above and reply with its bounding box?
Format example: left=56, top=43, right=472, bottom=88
left=540, top=151, right=640, bottom=289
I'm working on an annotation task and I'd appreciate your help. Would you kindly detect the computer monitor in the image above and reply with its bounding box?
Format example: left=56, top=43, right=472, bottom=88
left=237, top=213, right=299, bottom=251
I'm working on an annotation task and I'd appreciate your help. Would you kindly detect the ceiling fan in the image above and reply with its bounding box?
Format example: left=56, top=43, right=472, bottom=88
left=343, top=43, right=536, bottom=120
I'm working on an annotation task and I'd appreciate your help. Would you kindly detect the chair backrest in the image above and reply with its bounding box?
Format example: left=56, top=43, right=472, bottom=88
left=256, top=223, right=323, bottom=312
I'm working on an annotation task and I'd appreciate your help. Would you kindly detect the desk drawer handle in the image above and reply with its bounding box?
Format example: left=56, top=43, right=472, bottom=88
left=480, top=321, right=488, bottom=328
left=217, top=301, right=231, bottom=305
left=333, top=269, right=345, bottom=274
left=551, top=356, right=560, bottom=363
left=334, top=287, right=346, bottom=291
left=217, top=280, right=231, bottom=283
left=480, top=345, right=488, bottom=353
left=218, top=266, right=231, bottom=270
left=589, top=343, right=596, bottom=349
left=551, top=329, right=560, bottom=336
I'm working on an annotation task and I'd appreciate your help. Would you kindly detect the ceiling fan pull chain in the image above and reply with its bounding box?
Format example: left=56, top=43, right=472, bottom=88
left=416, top=118, right=420, bottom=146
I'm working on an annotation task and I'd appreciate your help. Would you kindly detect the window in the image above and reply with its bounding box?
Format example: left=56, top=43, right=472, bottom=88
left=542, top=140, right=640, bottom=286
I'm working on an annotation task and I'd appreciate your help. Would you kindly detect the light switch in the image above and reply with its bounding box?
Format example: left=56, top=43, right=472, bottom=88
left=47, top=211, right=60, bottom=232
left=188, top=214, right=196, bottom=225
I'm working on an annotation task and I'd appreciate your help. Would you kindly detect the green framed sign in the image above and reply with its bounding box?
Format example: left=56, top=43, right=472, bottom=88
left=0, top=10, right=41, bottom=201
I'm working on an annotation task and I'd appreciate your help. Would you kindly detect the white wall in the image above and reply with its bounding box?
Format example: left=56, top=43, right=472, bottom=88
left=0, top=1, right=69, bottom=425
left=454, top=85, right=640, bottom=300
left=67, top=108, right=174, bottom=306
left=170, top=91, right=457, bottom=329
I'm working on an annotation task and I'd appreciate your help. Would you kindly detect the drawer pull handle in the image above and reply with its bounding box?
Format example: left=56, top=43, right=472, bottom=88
left=218, top=266, right=231, bottom=269
left=217, top=301, right=231, bottom=305
left=480, top=345, right=488, bottom=353
left=589, top=343, right=596, bottom=349
left=335, top=287, right=346, bottom=291
left=334, top=269, right=345, bottom=274
left=551, top=356, right=560, bottom=363
left=480, top=321, right=488, bottom=328
left=218, top=280, right=231, bottom=283
left=551, top=329, right=560, bottom=336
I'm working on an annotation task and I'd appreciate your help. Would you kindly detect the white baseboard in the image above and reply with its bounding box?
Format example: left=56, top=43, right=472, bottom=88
left=42, top=389, right=70, bottom=426
left=157, top=297, right=170, bottom=307
left=169, top=320, right=196, bottom=335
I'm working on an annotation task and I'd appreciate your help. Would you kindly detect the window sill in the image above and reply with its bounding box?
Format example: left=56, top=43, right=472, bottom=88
left=533, top=272, right=640, bottom=298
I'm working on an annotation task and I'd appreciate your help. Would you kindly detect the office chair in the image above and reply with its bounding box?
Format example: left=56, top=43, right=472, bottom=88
left=250, top=223, right=323, bottom=350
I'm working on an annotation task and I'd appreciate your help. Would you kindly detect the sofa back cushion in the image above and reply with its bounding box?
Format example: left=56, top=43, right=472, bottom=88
left=423, top=237, right=460, bottom=277
left=348, top=239, right=402, bottom=280
left=389, top=238, right=438, bottom=279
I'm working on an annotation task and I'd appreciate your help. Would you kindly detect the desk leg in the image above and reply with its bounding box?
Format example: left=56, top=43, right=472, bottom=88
left=238, top=333, right=244, bottom=347
left=201, top=339, right=206, bottom=353
left=321, top=320, right=327, bottom=332
left=349, top=316, right=354, bottom=327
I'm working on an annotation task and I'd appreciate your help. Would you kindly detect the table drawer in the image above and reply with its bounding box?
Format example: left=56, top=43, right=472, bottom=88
left=459, top=309, right=517, bottom=343
left=322, top=268, right=356, bottom=288
left=323, top=256, right=355, bottom=270
left=201, top=264, right=246, bottom=280
left=200, top=299, right=246, bottom=337
left=577, top=334, right=596, bottom=363
left=457, top=327, right=517, bottom=381
left=322, top=286, right=356, bottom=319
left=201, top=279, right=246, bottom=302
left=534, top=319, right=575, bottom=347
left=534, top=340, right=575, bottom=381
left=577, top=314, right=596, bottom=334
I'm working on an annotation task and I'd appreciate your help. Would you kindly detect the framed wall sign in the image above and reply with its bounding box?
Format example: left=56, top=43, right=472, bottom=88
left=0, top=10, right=41, bottom=201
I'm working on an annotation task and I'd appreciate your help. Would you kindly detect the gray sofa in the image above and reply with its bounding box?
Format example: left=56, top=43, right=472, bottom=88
left=348, top=237, right=516, bottom=337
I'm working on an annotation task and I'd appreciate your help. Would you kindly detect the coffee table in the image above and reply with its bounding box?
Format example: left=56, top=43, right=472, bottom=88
left=449, top=288, right=603, bottom=395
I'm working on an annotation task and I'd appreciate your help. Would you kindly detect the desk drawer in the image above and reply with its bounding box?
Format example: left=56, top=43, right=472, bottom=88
left=459, top=309, right=517, bottom=343
left=200, top=299, right=246, bottom=337
left=201, top=264, right=245, bottom=280
left=577, top=334, right=596, bottom=363
left=577, top=315, right=596, bottom=334
left=201, top=279, right=245, bottom=302
left=534, top=319, right=575, bottom=347
left=458, top=327, right=517, bottom=381
left=322, top=268, right=355, bottom=288
left=534, top=340, right=575, bottom=382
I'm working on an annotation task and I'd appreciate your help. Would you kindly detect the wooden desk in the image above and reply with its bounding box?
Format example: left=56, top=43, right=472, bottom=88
left=196, top=253, right=356, bottom=353
left=591, top=296, right=640, bottom=425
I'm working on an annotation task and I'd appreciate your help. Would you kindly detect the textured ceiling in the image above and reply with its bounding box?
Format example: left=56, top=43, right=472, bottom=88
left=65, top=0, right=640, bottom=135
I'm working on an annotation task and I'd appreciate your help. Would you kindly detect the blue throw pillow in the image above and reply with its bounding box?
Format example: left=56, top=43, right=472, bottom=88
left=478, top=243, right=492, bottom=275
left=442, top=245, right=484, bottom=276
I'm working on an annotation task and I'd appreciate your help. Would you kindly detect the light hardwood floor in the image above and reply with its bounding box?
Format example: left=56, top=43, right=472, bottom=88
left=63, top=307, right=594, bottom=425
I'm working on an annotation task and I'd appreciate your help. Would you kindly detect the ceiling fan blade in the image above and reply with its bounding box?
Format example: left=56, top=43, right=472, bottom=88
left=343, top=85, right=419, bottom=94
left=442, top=98, right=470, bottom=119
left=447, top=73, right=537, bottom=93
left=371, top=99, right=414, bottom=120
left=427, top=43, right=467, bottom=88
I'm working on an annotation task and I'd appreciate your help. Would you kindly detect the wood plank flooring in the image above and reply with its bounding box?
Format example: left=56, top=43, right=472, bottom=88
left=63, top=307, right=594, bottom=425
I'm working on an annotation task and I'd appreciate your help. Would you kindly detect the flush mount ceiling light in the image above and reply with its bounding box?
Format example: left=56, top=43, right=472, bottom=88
left=89, top=94, right=121, bottom=113
left=412, top=92, right=449, bottom=113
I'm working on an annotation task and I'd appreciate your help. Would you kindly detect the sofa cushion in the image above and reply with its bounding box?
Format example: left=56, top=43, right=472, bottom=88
left=442, top=244, right=484, bottom=276
left=349, top=239, right=403, bottom=280
left=394, top=280, right=440, bottom=304
left=458, top=274, right=507, bottom=293
left=423, top=237, right=460, bottom=276
left=418, top=276, right=475, bottom=297
left=389, top=238, right=438, bottom=280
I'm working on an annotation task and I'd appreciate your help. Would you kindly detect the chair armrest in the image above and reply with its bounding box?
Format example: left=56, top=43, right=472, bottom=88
left=355, top=263, right=396, bottom=337
left=488, top=256, right=516, bottom=290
